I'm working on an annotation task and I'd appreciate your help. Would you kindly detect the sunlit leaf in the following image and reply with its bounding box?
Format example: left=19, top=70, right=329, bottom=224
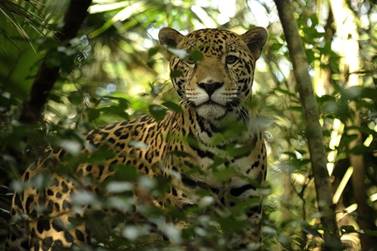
left=106, top=181, right=133, bottom=193
left=59, top=140, right=81, bottom=155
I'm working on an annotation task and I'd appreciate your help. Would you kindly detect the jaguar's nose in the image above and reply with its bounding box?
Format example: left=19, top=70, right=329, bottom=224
left=198, top=82, right=224, bottom=96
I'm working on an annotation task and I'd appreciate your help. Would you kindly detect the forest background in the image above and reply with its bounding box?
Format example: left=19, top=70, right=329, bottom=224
left=0, top=0, right=376, bottom=250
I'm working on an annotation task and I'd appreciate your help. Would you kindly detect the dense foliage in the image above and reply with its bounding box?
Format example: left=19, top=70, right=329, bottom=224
left=0, top=0, right=376, bottom=250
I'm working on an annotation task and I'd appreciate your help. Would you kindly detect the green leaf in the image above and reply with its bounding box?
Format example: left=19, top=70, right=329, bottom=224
left=88, top=108, right=100, bottom=121
left=148, top=46, right=159, bottom=57
left=218, top=216, right=245, bottom=233
left=171, top=69, right=183, bottom=78
left=187, top=50, right=203, bottom=63
left=102, top=96, right=130, bottom=109
left=86, top=148, right=116, bottom=163
left=213, top=166, right=237, bottom=182
left=305, top=48, right=315, bottom=64
left=171, top=150, right=191, bottom=157
left=288, top=105, right=303, bottom=112
left=317, top=94, right=336, bottom=104
left=162, top=101, right=182, bottom=113
left=111, top=164, right=139, bottom=182
left=98, top=106, right=128, bottom=119
left=68, top=92, right=82, bottom=105
left=149, top=104, right=167, bottom=121
left=270, top=42, right=283, bottom=51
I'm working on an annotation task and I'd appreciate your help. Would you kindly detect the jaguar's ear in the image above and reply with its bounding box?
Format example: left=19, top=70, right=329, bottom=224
left=158, top=27, right=184, bottom=48
left=241, top=27, right=267, bottom=60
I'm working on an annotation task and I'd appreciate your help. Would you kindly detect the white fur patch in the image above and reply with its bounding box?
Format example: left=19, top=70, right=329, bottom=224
left=195, top=104, right=226, bottom=120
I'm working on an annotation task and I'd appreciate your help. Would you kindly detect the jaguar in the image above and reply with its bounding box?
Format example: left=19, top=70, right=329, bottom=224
left=8, top=26, right=268, bottom=250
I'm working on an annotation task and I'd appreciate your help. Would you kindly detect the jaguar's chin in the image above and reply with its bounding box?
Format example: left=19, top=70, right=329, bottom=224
left=195, top=103, right=227, bottom=120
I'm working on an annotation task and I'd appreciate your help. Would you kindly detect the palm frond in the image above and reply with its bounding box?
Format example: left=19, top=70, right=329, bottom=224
left=0, top=0, right=50, bottom=46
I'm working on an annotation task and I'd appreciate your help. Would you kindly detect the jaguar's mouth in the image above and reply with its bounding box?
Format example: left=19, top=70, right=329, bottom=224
left=196, top=100, right=226, bottom=108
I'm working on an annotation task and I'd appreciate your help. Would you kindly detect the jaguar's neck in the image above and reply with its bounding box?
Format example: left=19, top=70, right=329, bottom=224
left=178, top=104, right=257, bottom=147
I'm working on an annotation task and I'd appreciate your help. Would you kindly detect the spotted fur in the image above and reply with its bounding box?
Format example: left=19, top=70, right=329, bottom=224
left=9, top=26, right=268, bottom=250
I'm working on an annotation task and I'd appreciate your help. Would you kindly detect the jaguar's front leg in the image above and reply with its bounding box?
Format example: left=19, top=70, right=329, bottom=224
left=224, top=181, right=264, bottom=250
left=229, top=142, right=268, bottom=249
left=246, top=145, right=268, bottom=249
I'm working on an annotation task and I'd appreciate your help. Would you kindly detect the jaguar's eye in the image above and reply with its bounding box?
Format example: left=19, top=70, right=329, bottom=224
left=225, top=55, right=238, bottom=64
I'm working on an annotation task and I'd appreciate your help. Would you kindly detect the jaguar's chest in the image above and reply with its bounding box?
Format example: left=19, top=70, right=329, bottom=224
left=161, top=128, right=265, bottom=202
left=191, top=143, right=261, bottom=177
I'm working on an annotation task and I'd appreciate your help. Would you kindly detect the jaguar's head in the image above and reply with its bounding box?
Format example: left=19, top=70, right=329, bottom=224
left=159, top=27, right=267, bottom=120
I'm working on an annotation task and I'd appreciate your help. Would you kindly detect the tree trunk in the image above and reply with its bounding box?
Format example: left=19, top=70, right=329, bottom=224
left=19, top=0, right=92, bottom=123
left=273, top=1, right=342, bottom=250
